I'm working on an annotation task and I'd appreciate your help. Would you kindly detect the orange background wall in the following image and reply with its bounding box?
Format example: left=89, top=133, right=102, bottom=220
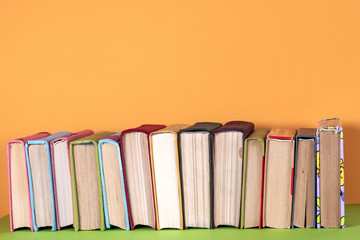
left=0, top=0, right=359, bottom=218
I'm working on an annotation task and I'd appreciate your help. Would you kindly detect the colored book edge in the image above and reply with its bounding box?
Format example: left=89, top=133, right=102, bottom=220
left=49, top=130, right=94, bottom=230
left=7, top=132, right=51, bottom=232
left=98, top=132, right=131, bottom=231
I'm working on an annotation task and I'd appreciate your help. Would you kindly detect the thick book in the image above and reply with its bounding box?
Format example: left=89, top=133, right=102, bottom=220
left=69, top=132, right=114, bottom=231
left=50, top=130, right=94, bottom=230
left=7, top=132, right=51, bottom=232
left=120, top=124, right=166, bottom=230
left=263, top=128, right=297, bottom=228
left=291, top=128, right=316, bottom=228
left=211, top=121, right=254, bottom=228
left=178, top=122, right=222, bottom=229
left=316, top=118, right=345, bottom=228
left=240, top=129, right=269, bottom=229
left=98, top=132, right=130, bottom=230
left=25, top=132, right=72, bottom=231
left=149, top=124, right=190, bottom=230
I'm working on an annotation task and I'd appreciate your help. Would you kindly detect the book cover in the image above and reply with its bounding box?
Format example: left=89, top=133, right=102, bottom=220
left=50, top=130, right=94, bottom=230
left=25, top=131, right=72, bottom=231
left=7, top=132, right=51, bottom=232
left=98, top=132, right=130, bottom=231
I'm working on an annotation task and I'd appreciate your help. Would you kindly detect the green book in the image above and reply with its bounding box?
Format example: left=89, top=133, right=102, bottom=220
left=69, top=132, right=114, bottom=231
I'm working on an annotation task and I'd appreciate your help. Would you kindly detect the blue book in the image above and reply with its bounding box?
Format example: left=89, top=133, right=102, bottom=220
left=98, top=132, right=130, bottom=231
left=25, top=131, right=72, bottom=231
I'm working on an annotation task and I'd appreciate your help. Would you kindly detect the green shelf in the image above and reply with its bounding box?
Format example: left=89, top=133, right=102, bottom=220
left=1, top=205, right=359, bottom=240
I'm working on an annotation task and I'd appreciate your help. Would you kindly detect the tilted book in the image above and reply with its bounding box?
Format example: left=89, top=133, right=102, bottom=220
left=120, top=124, right=166, bottom=230
left=316, top=118, right=345, bottom=228
left=50, top=130, right=94, bottom=230
left=69, top=132, right=115, bottom=231
left=178, top=122, right=222, bottom=229
left=7, top=132, right=51, bottom=232
left=211, top=121, right=254, bottom=228
left=240, top=129, right=269, bottom=229
left=98, top=132, right=130, bottom=230
left=149, top=124, right=190, bottom=230
left=25, top=131, right=72, bottom=231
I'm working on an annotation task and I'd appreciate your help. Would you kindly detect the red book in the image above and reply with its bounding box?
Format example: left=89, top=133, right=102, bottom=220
left=120, top=124, right=166, bottom=230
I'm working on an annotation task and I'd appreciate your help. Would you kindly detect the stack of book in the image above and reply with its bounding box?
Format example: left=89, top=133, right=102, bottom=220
left=6, top=118, right=345, bottom=232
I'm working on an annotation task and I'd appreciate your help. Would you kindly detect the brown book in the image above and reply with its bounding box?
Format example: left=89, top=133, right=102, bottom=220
left=263, top=128, right=296, bottom=228
left=292, top=128, right=316, bottom=228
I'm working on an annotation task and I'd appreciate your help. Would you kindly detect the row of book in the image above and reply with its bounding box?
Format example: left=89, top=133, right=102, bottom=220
left=6, top=118, right=344, bottom=232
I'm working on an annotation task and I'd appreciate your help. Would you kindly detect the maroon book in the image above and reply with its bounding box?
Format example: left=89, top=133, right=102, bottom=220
left=120, top=124, right=166, bottom=230
left=212, top=121, right=254, bottom=228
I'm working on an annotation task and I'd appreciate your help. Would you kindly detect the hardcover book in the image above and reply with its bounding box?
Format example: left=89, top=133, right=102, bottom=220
left=50, top=130, right=94, bottom=230
left=69, top=132, right=114, bottom=231
left=263, top=128, right=297, bottom=228
left=178, top=122, right=222, bottom=229
left=7, top=132, right=51, bottom=232
left=149, top=124, right=190, bottom=230
left=212, top=121, right=254, bottom=228
left=291, top=128, right=316, bottom=228
left=98, top=132, right=130, bottom=230
left=120, top=124, right=166, bottom=230
left=25, top=131, right=72, bottom=231
left=240, top=129, right=269, bottom=229
left=316, top=118, right=345, bottom=228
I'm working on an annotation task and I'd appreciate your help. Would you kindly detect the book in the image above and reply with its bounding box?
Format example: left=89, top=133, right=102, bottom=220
left=212, top=121, right=254, bottom=228
left=69, top=132, right=115, bottom=231
left=291, top=128, right=316, bottom=228
left=262, top=128, right=296, bottom=228
left=149, top=124, right=190, bottom=230
left=120, top=124, right=166, bottom=230
left=178, top=122, right=222, bottom=229
left=240, top=129, right=269, bottom=229
left=50, top=130, right=94, bottom=230
left=98, top=132, right=130, bottom=230
left=25, top=132, right=72, bottom=231
left=7, top=132, right=51, bottom=232
left=316, top=118, right=345, bottom=228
